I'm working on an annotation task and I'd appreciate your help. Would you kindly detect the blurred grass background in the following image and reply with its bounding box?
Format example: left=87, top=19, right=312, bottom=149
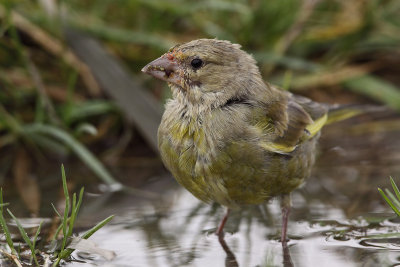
left=0, top=0, right=400, bottom=192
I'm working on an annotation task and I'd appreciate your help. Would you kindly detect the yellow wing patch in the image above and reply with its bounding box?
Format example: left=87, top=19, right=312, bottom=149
left=305, top=113, right=328, bottom=138
left=260, top=142, right=297, bottom=154
left=260, top=113, right=328, bottom=155
left=325, top=109, right=362, bottom=125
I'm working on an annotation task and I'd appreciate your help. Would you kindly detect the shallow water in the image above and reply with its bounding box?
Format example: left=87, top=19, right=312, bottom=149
left=3, top=116, right=400, bottom=267
left=61, top=116, right=400, bottom=267
left=66, top=190, right=400, bottom=267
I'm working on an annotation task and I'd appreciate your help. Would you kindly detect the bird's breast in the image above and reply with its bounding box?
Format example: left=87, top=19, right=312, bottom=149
left=158, top=108, right=227, bottom=203
left=158, top=102, right=317, bottom=208
left=158, top=106, right=269, bottom=207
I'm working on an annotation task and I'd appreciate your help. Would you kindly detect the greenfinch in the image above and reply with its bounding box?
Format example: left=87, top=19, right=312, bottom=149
left=142, top=39, right=367, bottom=244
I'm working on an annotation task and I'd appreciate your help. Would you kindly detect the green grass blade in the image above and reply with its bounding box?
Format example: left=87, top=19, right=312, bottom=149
left=69, top=187, right=84, bottom=236
left=64, top=100, right=117, bottom=124
left=7, top=210, right=33, bottom=247
left=29, top=133, right=69, bottom=155
left=390, top=176, right=400, bottom=202
left=344, top=75, right=400, bottom=110
left=0, top=188, right=4, bottom=214
left=0, top=189, right=16, bottom=254
left=67, top=193, right=77, bottom=238
left=0, top=103, right=22, bottom=134
left=61, top=165, right=69, bottom=200
left=51, top=203, right=62, bottom=218
left=386, top=190, right=400, bottom=211
left=51, top=223, right=63, bottom=242
left=52, top=257, right=61, bottom=267
left=32, top=221, right=43, bottom=265
left=23, top=124, right=122, bottom=187
left=76, top=188, right=84, bottom=215
left=7, top=209, right=40, bottom=266
left=57, top=215, right=114, bottom=261
left=60, top=165, right=70, bottom=252
left=33, top=221, right=42, bottom=246
left=81, top=215, right=114, bottom=240
left=65, top=187, right=85, bottom=240
left=66, top=187, right=85, bottom=242
left=378, top=188, right=400, bottom=216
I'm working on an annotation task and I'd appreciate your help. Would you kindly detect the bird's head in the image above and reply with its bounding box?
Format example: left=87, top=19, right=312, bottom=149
left=142, top=39, right=264, bottom=107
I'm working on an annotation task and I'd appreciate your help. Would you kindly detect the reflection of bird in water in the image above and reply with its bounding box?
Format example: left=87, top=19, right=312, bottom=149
left=218, top=234, right=293, bottom=267
left=142, top=38, right=383, bottom=245
left=218, top=236, right=239, bottom=267
left=282, top=244, right=294, bottom=267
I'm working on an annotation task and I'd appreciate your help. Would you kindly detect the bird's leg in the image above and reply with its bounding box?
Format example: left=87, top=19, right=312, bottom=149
left=216, top=207, right=230, bottom=238
left=280, top=194, right=291, bottom=245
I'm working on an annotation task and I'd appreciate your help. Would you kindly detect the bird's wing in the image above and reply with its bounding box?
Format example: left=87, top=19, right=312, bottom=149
left=259, top=93, right=328, bottom=155
left=290, top=94, right=328, bottom=121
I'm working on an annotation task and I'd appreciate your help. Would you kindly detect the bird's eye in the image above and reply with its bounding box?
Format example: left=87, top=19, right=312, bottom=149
left=190, top=58, right=203, bottom=69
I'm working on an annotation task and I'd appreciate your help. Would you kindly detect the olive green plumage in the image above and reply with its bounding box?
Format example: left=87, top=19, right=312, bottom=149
left=142, top=39, right=332, bottom=209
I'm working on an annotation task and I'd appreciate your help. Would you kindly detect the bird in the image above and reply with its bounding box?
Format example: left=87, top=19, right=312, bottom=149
left=141, top=38, right=374, bottom=244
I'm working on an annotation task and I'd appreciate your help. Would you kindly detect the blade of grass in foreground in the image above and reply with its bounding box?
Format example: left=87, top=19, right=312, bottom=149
left=81, top=215, right=114, bottom=239
left=0, top=189, right=16, bottom=254
left=378, top=177, right=400, bottom=217
left=7, top=209, right=41, bottom=266
left=378, top=188, right=400, bottom=216
left=386, top=190, right=400, bottom=210
left=390, top=176, right=400, bottom=201
left=67, top=188, right=84, bottom=238
left=53, top=165, right=115, bottom=266
left=60, top=165, right=70, bottom=253
left=55, top=215, right=115, bottom=265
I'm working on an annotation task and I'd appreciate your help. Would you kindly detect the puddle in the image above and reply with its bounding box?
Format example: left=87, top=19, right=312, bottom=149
left=2, top=116, right=400, bottom=266
left=64, top=187, right=400, bottom=267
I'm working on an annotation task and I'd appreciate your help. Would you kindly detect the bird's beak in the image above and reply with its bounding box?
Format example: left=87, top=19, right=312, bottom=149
left=141, top=55, right=182, bottom=87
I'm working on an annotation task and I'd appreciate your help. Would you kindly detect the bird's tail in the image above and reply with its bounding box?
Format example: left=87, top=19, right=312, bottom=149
left=326, top=104, right=388, bottom=125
